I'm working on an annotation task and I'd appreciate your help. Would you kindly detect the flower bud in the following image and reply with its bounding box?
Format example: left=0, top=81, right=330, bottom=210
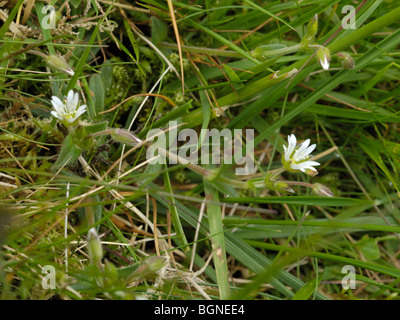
left=339, top=52, right=355, bottom=69
left=87, top=228, right=103, bottom=264
left=316, top=46, right=331, bottom=71
left=109, top=128, right=143, bottom=146
left=127, top=256, right=167, bottom=281
left=46, top=54, right=74, bottom=76
left=270, top=68, right=298, bottom=82
left=143, top=256, right=167, bottom=274
left=274, top=181, right=295, bottom=194
left=264, top=178, right=295, bottom=194
left=300, top=14, right=318, bottom=50
left=312, top=183, right=334, bottom=197
left=306, top=14, right=318, bottom=39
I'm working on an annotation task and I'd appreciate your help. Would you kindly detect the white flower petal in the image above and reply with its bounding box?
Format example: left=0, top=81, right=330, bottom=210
left=284, top=134, right=297, bottom=161
left=67, top=90, right=74, bottom=104
left=303, top=160, right=320, bottom=167
left=304, top=166, right=317, bottom=171
left=292, top=160, right=320, bottom=172
left=65, top=90, right=75, bottom=113
left=75, top=105, right=87, bottom=118
left=51, top=96, right=64, bottom=111
left=294, top=140, right=317, bottom=162
left=322, top=57, right=329, bottom=70
left=51, top=110, right=62, bottom=120
left=72, top=92, right=79, bottom=108
left=290, top=163, right=306, bottom=172
left=303, top=143, right=316, bottom=156
left=297, top=138, right=310, bottom=153
left=289, top=134, right=297, bottom=149
left=301, top=138, right=310, bottom=149
left=66, top=117, right=78, bottom=123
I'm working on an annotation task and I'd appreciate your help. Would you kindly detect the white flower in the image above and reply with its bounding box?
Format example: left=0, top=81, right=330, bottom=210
left=51, top=90, right=86, bottom=126
left=316, top=46, right=331, bottom=71
left=320, top=56, right=329, bottom=70
left=282, top=134, right=320, bottom=173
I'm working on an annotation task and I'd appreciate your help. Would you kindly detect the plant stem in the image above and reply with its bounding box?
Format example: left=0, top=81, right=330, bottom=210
left=204, top=180, right=230, bottom=299
left=160, top=42, right=304, bottom=59
left=159, top=147, right=249, bottom=188
left=28, top=50, right=47, bottom=59
left=267, top=167, right=286, bottom=180
left=258, top=44, right=301, bottom=57
left=159, top=41, right=244, bottom=58
left=163, top=169, right=189, bottom=249
left=280, top=180, right=314, bottom=189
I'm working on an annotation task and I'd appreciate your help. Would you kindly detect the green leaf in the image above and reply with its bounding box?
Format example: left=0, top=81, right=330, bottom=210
left=70, top=0, right=82, bottom=9
left=292, top=279, right=318, bottom=300
left=204, top=180, right=230, bottom=299
left=67, top=16, right=103, bottom=97
left=151, top=17, right=168, bottom=45
left=383, top=140, right=400, bottom=156
left=187, top=18, right=259, bottom=64
left=100, top=64, right=113, bottom=93
left=359, top=137, right=399, bottom=193
left=90, top=0, right=99, bottom=14
left=78, top=194, right=103, bottom=231
left=223, top=216, right=400, bottom=235
left=107, top=31, right=137, bottom=64
left=352, top=63, right=393, bottom=97
left=123, top=18, right=141, bottom=66
left=163, top=169, right=188, bottom=248
left=297, top=104, right=400, bottom=123
left=0, top=0, right=25, bottom=39
left=222, top=196, right=372, bottom=207
left=89, top=74, right=105, bottom=114
left=356, top=235, right=381, bottom=261
left=242, top=0, right=295, bottom=32
left=53, top=134, right=83, bottom=170
left=82, top=121, right=108, bottom=134
left=246, top=241, right=400, bottom=279
left=223, top=64, right=244, bottom=90
left=198, top=90, right=211, bottom=150
left=139, top=100, right=193, bottom=138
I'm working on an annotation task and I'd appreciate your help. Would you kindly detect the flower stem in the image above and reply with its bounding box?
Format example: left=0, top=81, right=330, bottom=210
left=267, top=167, right=286, bottom=180
left=259, top=44, right=301, bottom=57
left=28, top=50, right=47, bottom=59
left=159, top=42, right=244, bottom=58
left=280, top=180, right=314, bottom=189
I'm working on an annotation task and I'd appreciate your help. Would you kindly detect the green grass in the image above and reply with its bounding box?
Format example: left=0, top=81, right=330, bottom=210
left=0, top=0, right=399, bottom=300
